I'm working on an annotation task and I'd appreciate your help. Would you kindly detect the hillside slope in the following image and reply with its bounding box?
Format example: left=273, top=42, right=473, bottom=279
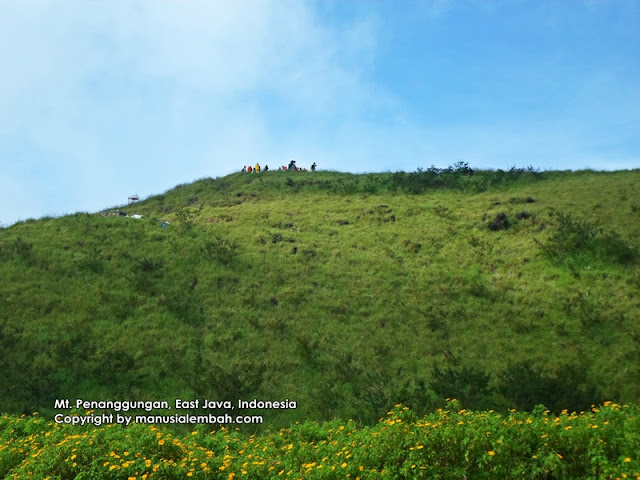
left=1, top=168, right=639, bottom=428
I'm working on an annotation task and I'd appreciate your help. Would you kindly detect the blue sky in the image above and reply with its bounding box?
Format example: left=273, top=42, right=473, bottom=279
left=1, top=0, right=638, bottom=226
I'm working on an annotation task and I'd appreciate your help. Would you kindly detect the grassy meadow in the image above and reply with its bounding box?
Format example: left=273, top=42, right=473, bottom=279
left=1, top=166, right=639, bottom=477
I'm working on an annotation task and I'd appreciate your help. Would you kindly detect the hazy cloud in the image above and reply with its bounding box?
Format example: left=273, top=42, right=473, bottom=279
left=0, top=1, right=395, bottom=224
left=0, top=1, right=637, bottom=226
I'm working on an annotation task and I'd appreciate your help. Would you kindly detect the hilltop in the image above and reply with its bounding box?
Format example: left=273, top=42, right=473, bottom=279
left=1, top=167, right=639, bottom=429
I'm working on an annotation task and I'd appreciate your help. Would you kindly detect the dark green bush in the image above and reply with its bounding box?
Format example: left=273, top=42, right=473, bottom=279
left=14, top=237, right=33, bottom=260
left=537, top=210, right=637, bottom=265
left=497, top=362, right=601, bottom=412
left=202, top=234, right=237, bottom=265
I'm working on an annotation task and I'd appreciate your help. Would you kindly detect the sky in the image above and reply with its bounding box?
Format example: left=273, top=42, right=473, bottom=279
left=1, top=0, right=638, bottom=226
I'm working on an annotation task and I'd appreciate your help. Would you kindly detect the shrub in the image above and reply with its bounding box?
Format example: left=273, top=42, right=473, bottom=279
left=202, top=234, right=237, bottom=265
left=537, top=210, right=637, bottom=265
left=497, top=362, right=601, bottom=412
left=175, top=205, right=203, bottom=230
left=431, top=365, right=495, bottom=410
left=2, top=402, right=638, bottom=479
left=13, top=237, right=33, bottom=260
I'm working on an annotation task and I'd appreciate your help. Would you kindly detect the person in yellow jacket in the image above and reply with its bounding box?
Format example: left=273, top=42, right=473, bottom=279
left=255, top=163, right=261, bottom=173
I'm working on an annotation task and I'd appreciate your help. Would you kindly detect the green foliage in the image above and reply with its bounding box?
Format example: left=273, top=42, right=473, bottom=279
left=1, top=168, right=639, bottom=433
left=202, top=234, right=237, bottom=265
left=1, top=402, right=638, bottom=479
left=537, top=209, right=637, bottom=266
left=0, top=236, right=34, bottom=262
left=497, top=363, right=601, bottom=412
left=175, top=204, right=204, bottom=230
left=387, top=163, right=542, bottom=194
left=431, top=365, right=495, bottom=410
left=13, top=236, right=34, bottom=259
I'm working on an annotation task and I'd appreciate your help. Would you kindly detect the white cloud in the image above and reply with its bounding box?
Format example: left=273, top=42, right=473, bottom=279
left=0, top=0, right=394, bottom=225
left=0, top=1, right=637, bottom=226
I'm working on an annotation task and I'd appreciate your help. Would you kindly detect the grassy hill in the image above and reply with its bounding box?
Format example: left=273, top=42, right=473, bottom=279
left=1, top=166, right=639, bottom=430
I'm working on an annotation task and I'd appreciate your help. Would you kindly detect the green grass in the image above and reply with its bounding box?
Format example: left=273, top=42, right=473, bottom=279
left=1, top=168, right=639, bottom=431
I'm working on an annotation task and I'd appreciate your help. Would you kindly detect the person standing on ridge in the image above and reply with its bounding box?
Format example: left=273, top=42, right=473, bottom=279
left=255, top=163, right=261, bottom=173
left=311, top=162, right=317, bottom=172
left=247, top=165, right=252, bottom=173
